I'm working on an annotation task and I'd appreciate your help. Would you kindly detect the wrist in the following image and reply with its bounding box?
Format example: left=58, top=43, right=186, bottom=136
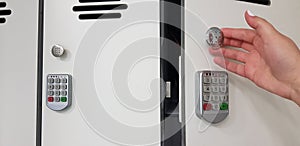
left=290, top=76, right=300, bottom=106
left=290, top=53, right=300, bottom=106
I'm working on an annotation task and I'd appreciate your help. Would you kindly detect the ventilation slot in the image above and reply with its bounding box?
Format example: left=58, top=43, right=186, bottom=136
left=79, top=0, right=120, bottom=3
left=0, top=9, right=11, bottom=15
left=73, top=4, right=127, bottom=12
left=0, top=2, right=12, bottom=24
left=0, top=2, right=6, bottom=8
left=237, top=0, right=271, bottom=6
left=73, top=0, right=128, bottom=21
left=79, top=13, right=121, bottom=20
left=0, top=17, right=5, bottom=23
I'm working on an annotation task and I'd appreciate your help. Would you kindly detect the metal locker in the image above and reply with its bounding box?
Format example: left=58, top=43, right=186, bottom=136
left=0, top=0, right=39, bottom=146
left=39, top=0, right=300, bottom=146
left=184, top=0, right=300, bottom=146
left=41, top=0, right=184, bottom=145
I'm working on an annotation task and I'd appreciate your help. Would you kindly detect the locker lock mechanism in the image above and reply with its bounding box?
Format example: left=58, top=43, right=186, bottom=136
left=51, top=44, right=65, bottom=57
left=196, top=71, right=229, bottom=124
left=206, top=27, right=224, bottom=49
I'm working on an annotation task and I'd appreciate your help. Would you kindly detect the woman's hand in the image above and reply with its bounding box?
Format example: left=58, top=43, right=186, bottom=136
left=209, top=10, right=300, bottom=106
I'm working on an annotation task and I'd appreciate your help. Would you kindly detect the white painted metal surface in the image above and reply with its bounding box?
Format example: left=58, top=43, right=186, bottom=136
left=0, top=0, right=38, bottom=146
left=42, top=0, right=160, bottom=145
left=184, top=0, right=300, bottom=146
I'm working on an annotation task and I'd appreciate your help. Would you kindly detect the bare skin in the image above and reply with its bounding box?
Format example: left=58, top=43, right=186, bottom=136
left=209, top=11, right=300, bottom=106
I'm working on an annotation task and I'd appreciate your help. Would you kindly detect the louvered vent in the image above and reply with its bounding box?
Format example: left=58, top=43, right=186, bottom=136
left=0, top=2, right=12, bottom=24
left=73, top=0, right=128, bottom=20
left=237, top=0, right=271, bottom=6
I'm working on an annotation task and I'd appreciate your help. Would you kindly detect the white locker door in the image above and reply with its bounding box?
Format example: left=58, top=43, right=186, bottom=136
left=0, top=0, right=38, bottom=146
left=184, top=0, right=300, bottom=146
left=42, top=0, right=161, bottom=146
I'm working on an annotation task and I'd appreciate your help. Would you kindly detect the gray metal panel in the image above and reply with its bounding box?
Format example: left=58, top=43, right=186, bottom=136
left=0, top=0, right=38, bottom=146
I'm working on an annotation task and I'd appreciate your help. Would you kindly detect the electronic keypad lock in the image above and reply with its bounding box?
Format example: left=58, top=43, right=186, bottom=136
left=195, top=71, right=229, bottom=124
left=46, top=74, right=72, bottom=111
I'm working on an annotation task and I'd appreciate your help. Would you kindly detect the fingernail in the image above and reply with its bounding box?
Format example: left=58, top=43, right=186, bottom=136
left=247, top=10, right=255, bottom=17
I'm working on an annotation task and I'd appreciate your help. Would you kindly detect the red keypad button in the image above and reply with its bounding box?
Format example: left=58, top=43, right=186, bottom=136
left=48, top=97, right=54, bottom=102
left=203, top=103, right=212, bottom=111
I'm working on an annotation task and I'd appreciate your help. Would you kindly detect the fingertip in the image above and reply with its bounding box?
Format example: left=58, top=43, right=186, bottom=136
left=244, top=10, right=255, bottom=29
left=213, top=57, right=227, bottom=69
left=209, top=47, right=224, bottom=57
left=244, top=10, right=275, bottom=35
left=213, top=56, right=223, bottom=64
left=213, top=57, right=219, bottom=63
left=220, top=28, right=233, bottom=38
left=246, top=10, right=255, bottom=17
left=209, top=47, right=219, bottom=53
left=221, top=28, right=230, bottom=33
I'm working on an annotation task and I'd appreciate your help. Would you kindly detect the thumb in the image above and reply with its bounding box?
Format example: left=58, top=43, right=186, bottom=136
left=245, top=10, right=277, bottom=36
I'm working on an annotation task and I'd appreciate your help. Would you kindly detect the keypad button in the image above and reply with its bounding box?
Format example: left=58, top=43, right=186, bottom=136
left=62, top=78, right=67, bottom=83
left=212, top=104, right=220, bottom=111
left=61, top=97, right=67, bottom=102
left=220, top=86, right=227, bottom=93
left=55, top=97, right=60, bottom=102
left=203, top=77, right=211, bottom=83
left=203, top=86, right=211, bottom=92
left=203, top=95, right=210, bottom=101
left=55, top=78, right=61, bottom=83
left=212, top=86, right=219, bottom=92
left=61, top=85, right=67, bottom=90
left=212, top=77, right=219, bottom=84
left=219, top=77, right=227, bottom=84
left=220, top=95, right=228, bottom=101
left=203, top=103, right=212, bottom=111
left=55, top=85, right=60, bottom=90
left=48, top=97, right=54, bottom=102
left=55, top=91, right=60, bottom=96
left=220, top=103, right=228, bottom=110
left=48, top=85, right=54, bottom=90
left=48, top=78, right=54, bottom=83
left=48, top=91, right=54, bottom=96
left=61, top=91, right=67, bottom=96
left=212, top=95, right=219, bottom=101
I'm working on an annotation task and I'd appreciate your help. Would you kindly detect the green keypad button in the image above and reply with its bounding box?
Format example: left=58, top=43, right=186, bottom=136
left=61, top=97, right=67, bottom=102
left=220, top=103, right=228, bottom=110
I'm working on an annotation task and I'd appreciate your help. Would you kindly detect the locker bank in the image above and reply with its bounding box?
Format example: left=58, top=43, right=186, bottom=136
left=1, top=0, right=300, bottom=146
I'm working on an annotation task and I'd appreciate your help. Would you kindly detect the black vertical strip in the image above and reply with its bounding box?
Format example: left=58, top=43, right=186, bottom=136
left=0, top=2, right=6, bottom=8
left=36, top=0, right=44, bottom=146
left=179, top=1, right=186, bottom=145
left=160, top=0, right=185, bottom=145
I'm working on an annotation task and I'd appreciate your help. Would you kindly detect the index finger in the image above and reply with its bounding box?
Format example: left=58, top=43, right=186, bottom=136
left=222, top=28, right=256, bottom=44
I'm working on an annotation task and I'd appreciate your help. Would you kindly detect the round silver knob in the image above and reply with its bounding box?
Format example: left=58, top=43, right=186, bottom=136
left=206, top=27, right=224, bottom=49
left=51, top=44, right=65, bottom=57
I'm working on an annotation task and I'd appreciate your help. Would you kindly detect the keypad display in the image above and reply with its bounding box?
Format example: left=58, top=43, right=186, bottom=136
left=196, top=71, right=229, bottom=124
left=46, top=74, right=72, bottom=111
